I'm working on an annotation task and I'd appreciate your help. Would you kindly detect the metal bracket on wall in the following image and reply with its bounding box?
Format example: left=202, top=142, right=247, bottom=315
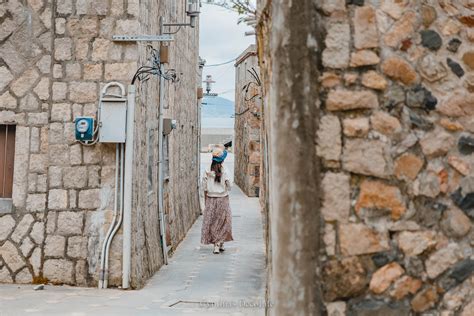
left=112, top=35, right=174, bottom=42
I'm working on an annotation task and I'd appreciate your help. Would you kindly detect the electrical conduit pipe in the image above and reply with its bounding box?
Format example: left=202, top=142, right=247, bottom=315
left=122, top=85, right=136, bottom=289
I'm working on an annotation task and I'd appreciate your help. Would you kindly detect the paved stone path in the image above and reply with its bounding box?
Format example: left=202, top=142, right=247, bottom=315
left=0, top=153, right=266, bottom=315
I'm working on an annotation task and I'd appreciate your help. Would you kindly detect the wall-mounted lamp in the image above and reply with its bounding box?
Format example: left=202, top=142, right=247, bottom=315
left=163, top=0, right=201, bottom=32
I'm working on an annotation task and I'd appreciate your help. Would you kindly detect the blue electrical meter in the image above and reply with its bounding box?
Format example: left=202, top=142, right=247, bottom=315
left=75, top=117, right=94, bottom=141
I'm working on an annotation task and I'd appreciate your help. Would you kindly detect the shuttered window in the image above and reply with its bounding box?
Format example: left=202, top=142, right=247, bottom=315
left=0, top=125, right=15, bottom=198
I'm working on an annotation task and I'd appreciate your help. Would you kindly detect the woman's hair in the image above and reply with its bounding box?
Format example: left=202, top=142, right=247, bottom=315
left=211, top=160, right=223, bottom=183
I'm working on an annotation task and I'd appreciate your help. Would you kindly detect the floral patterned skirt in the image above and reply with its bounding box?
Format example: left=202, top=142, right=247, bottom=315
left=201, top=195, right=234, bottom=245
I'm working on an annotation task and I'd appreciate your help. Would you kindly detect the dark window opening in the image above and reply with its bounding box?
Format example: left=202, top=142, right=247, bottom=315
left=0, top=125, right=16, bottom=198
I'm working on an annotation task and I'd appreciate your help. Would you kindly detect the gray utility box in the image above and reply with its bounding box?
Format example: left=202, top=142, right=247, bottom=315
left=99, top=82, right=127, bottom=143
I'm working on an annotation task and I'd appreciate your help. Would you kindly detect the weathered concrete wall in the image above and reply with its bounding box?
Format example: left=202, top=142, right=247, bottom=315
left=258, top=0, right=474, bottom=314
left=0, top=0, right=200, bottom=288
left=234, top=44, right=262, bottom=197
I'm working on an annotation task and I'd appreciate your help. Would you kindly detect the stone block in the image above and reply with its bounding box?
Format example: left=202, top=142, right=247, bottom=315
left=67, top=236, right=88, bottom=259
left=0, top=66, right=14, bottom=92
left=370, top=111, right=401, bottom=136
left=56, top=0, right=72, bottom=14
left=440, top=207, right=471, bottom=238
left=37, top=174, right=47, bottom=193
left=51, top=103, right=71, bottom=122
left=52, top=82, right=68, bottom=101
left=83, top=146, right=101, bottom=164
left=91, top=38, right=111, bottom=61
left=353, top=6, right=379, bottom=49
left=53, top=64, right=63, bottom=78
left=15, top=267, right=33, bottom=284
left=63, top=166, right=88, bottom=189
left=34, top=77, right=50, bottom=100
left=11, top=68, right=40, bottom=98
left=321, top=172, right=350, bottom=222
left=356, top=179, right=406, bottom=220
left=29, top=154, right=47, bottom=173
left=115, top=19, right=140, bottom=35
left=26, top=194, right=46, bottom=212
left=0, top=267, right=13, bottom=283
left=322, top=23, right=350, bottom=69
left=30, top=221, right=45, bottom=244
left=361, top=71, right=387, bottom=90
left=317, top=115, right=341, bottom=163
left=49, top=166, right=63, bottom=188
left=48, top=189, right=68, bottom=210
left=11, top=214, right=34, bottom=243
left=43, top=259, right=73, bottom=284
left=0, top=241, right=25, bottom=272
left=27, top=112, right=49, bottom=125
left=339, top=223, right=390, bottom=256
left=49, top=122, right=64, bottom=144
left=48, top=144, right=70, bottom=165
left=322, top=256, right=368, bottom=301
left=19, top=93, right=40, bottom=111
left=411, top=286, right=439, bottom=313
left=57, top=211, right=83, bottom=235
left=394, top=153, right=424, bottom=181
left=384, top=11, right=418, bottom=47
left=36, top=55, right=51, bottom=74
left=420, top=128, right=455, bottom=158
left=342, top=139, right=392, bottom=178
left=70, top=144, right=82, bottom=165
left=382, top=56, right=417, bottom=86
left=0, top=215, right=16, bottom=241
left=69, top=81, right=97, bottom=103
left=104, top=62, right=137, bottom=81
left=78, top=189, right=100, bottom=209
left=326, top=89, right=378, bottom=111
left=45, top=235, right=66, bottom=257
left=83, top=63, right=102, bottom=80
left=350, top=50, right=380, bottom=67
left=425, top=243, right=463, bottom=279
left=65, top=63, right=81, bottom=80
left=342, top=117, right=369, bottom=137
left=20, top=237, right=35, bottom=256
left=54, top=38, right=72, bottom=61
left=369, top=262, right=404, bottom=294
left=0, top=92, right=17, bottom=110
left=396, top=230, right=437, bottom=257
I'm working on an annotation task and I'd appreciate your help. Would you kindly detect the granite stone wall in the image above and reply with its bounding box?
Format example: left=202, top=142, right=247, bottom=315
left=315, top=1, right=473, bottom=314
left=0, top=0, right=200, bottom=288
left=234, top=45, right=262, bottom=197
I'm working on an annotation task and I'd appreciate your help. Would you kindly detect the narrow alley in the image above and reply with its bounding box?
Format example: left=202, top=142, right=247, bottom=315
left=0, top=154, right=266, bottom=316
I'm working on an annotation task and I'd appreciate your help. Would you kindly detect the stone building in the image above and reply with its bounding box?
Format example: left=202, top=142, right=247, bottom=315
left=258, top=0, right=473, bottom=314
left=234, top=44, right=261, bottom=197
left=0, top=0, right=201, bottom=288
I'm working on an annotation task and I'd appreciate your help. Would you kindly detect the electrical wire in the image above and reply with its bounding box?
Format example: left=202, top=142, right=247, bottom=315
left=204, top=58, right=237, bottom=67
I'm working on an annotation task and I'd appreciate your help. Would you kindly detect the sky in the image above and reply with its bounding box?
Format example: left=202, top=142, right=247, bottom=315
left=199, top=3, right=256, bottom=102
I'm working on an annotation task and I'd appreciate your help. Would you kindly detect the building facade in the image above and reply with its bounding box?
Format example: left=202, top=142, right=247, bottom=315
left=258, top=0, right=473, bottom=314
left=234, top=45, right=261, bottom=197
left=0, top=0, right=201, bottom=288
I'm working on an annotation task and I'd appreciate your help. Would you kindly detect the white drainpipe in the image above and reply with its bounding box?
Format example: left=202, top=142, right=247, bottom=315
left=158, top=64, right=168, bottom=265
left=122, top=85, right=136, bottom=289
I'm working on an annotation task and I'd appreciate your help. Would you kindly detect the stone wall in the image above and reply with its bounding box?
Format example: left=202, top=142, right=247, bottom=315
left=0, top=0, right=200, bottom=288
left=234, top=45, right=261, bottom=197
left=315, top=1, right=473, bottom=314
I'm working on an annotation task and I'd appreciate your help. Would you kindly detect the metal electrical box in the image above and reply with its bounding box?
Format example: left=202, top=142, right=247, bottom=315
left=99, top=82, right=127, bottom=143
left=75, top=117, right=94, bottom=141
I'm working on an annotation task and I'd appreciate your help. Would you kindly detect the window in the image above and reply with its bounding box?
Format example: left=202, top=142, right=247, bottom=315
left=0, top=125, right=15, bottom=198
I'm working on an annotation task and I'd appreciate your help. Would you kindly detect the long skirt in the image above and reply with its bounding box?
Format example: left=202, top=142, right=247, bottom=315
left=201, top=195, right=234, bottom=245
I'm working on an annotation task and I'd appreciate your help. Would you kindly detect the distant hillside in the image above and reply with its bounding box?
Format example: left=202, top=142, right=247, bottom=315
left=202, top=96, right=235, bottom=118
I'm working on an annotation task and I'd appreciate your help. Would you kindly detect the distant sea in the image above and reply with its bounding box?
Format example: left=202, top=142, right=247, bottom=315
left=201, top=96, right=235, bottom=129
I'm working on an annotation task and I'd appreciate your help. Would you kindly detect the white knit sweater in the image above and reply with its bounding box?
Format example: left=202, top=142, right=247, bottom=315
left=202, top=167, right=232, bottom=197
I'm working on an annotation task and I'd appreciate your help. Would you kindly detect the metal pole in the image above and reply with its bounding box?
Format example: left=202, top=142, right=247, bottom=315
left=122, top=85, right=136, bottom=289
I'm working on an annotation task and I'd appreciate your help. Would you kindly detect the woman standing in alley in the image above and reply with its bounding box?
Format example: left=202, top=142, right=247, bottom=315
left=201, top=146, right=233, bottom=254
